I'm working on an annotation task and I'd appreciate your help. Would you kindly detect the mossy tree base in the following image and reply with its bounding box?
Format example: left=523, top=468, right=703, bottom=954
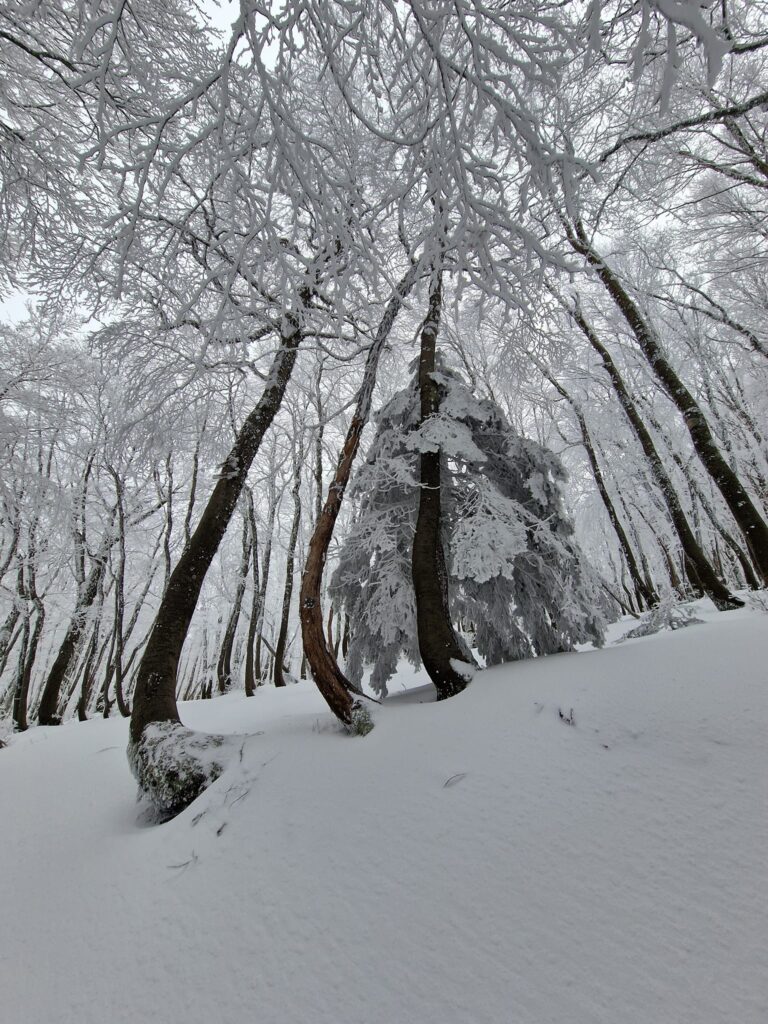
left=128, top=722, right=228, bottom=820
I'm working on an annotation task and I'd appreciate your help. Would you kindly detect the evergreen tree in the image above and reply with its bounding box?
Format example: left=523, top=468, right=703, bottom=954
left=332, top=363, right=606, bottom=696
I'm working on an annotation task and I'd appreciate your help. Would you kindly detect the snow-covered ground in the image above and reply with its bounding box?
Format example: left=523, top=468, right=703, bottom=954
left=2, top=602, right=766, bottom=1024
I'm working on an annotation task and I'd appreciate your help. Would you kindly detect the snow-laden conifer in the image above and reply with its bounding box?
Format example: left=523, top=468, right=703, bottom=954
left=332, top=362, right=605, bottom=696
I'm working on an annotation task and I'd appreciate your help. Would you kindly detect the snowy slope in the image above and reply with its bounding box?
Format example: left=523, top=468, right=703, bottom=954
left=1, top=605, right=767, bottom=1024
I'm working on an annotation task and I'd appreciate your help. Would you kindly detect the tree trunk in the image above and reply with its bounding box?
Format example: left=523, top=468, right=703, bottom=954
left=569, top=221, right=768, bottom=585
left=544, top=370, right=657, bottom=609
left=37, top=535, right=111, bottom=725
left=569, top=304, right=742, bottom=610
left=0, top=603, right=21, bottom=679
left=217, top=514, right=252, bottom=693
left=130, top=311, right=304, bottom=744
left=274, top=445, right=303, bottom=688
left=300, top=263, right=419, bottom=724
left=108, top=468, right=130, bottom=718
left=245, top=481, right=276, bottom=696
left=412, top=269, right=472, bottom=699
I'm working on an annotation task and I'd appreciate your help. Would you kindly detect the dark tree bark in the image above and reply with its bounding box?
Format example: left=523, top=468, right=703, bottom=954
left=411, top=269, right=472, bottom=699
left=11, top=554, right=45, bottom=733
left=217, top=513, right=252, bottom=693
left=130, top=310, right=304, bottom=744
left=108, top=467, right=130, bottom=718
left=569, top=304, right=742, bottom=610
left=0, top=602, right=21, bottom=680
left=544, top=370, right=657, bottom=609
left=76, top=629, right=100, bottom=722
left=300, top=264, right=419, bottom=725
left=245, top=481, right=276, bottom=696
left=0, top=504, right=20, bottom=589
left=274, top=441, right=303, bottom=688
left=11, top=614, right=30, bottom=731
left=569, top=221, right=768, bottom=585
left=154, top=454, right=174, bottom=595
left=37, top=535, right=111, bottom=725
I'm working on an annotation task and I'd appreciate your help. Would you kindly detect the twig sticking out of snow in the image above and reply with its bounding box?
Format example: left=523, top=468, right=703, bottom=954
left=558, top=707, right=575, bottom=726
left=443, top=772, right=468, bottom=788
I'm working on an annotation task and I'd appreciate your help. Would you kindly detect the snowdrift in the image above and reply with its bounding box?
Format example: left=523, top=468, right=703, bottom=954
left=1, top=604, right=766, bottom=1024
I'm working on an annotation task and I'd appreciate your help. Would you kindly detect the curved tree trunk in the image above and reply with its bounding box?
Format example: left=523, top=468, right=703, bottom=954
left=300, top=264, right=419, bottom=724
left=412, top=269, right=473, bottom=699
left=569, top=304, right=742, bottom=610
left=130, top=311, right=304, bottom=744
left=569, top=221, right=768, bottom=585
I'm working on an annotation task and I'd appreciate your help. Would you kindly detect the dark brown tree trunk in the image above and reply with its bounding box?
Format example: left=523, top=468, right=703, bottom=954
left=154, top=454, right=174, bottom=594
left=300, top=264, right=419, bottom=724
left=76, top=629, right=100, bottom=722
left=660, top=541, right=687, bottom=598
left=569, top=304, right=742, bottom=610
left=217, top=514, right=252, bottom=693
left=12, top=515, right=45, bottom=731
left=242, top=490, right=260, bottom=696
left=108, top=468, right=130, bottom=718
left=0, top=603, right=21, bottom=680
left=569, top=221, right=768, bottom=585
left=544, top=370, right=657, bottom=609
left=245, top=482, right=276, bottom=695
left=411, top=270, right=472, bottom=699
left=664, top=445, right=760, bottom=591
left=11, top=614, right=30, bottom=731
left=129, top=312, right=304, bottom=744
left=0, top=507, right=20, bottom=589
left=37, top=538, right=110, bottom=725
left=274, top=445, right=303, bottom=688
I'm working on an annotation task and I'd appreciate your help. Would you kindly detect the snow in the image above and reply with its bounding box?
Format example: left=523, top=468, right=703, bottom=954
left=1, top=602, right=767, bottom=1024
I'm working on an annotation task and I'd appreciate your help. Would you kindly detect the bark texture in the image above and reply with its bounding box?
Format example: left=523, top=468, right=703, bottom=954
left=546, top=373, right=657, bottom=609
left=273, top=448, right=302, bottom=688
left=130, top=312, right=303, bottom=744
left=570, top=221, right=768, bottom=585
left=216, top=515, right=251, bottom=693
left=300, top=264, right=419, bottom=724
left=411, top=270, right=472, bottom=699
left=37, top=543, right=109, bottom=725
left=570, top=305, right=742, bottom=610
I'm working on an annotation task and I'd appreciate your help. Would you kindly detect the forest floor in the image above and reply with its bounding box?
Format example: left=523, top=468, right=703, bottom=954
left=1, top=599, right=767, bottom=1024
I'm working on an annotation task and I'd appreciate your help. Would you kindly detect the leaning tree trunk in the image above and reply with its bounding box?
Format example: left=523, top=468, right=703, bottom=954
left=569, top=220, right=768, bottom=585
left=300, top=263, right=419, bottom=725
left=569, top=304, right=742, bottom=610
left=129, top=311, right=304, bottom=745
left=543, top=370, right=657, bottom=610
left=411, top=269, right=473, bottom=699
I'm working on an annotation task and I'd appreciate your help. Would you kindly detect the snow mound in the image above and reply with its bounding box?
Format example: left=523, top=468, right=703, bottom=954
left=128, top=722, right=237, bottom=820
left=619, top=597, right=704, bottom=640
left=1, top=603, right=767, bottom=1024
